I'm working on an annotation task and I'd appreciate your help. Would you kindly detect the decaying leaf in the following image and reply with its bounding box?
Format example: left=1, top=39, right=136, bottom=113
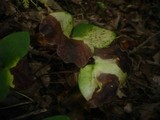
left=57, top=36, right=92, bottom=67
left=39, top=15, right=63, bottom=46
left=50, top=12, right=73, bottom=38
left=94, top=45, right=131, bottom=72
left=78, top=44, right=130, bottom=107
left=38, top=12, right=92, bottom=67
left=89, top=73, right=119, bottom=107
left=78, top=55, right=129, bottom=107
left=11, top=58, right=34, bottom=90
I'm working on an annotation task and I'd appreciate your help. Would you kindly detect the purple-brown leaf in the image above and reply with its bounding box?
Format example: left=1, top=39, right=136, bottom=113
left=57, top=36, right=92, bottom=67
left=94, top=45, right=131, bottom=72
left=89, top=73, right=119, bottom=107
left=39, top=15, right=63, bottom=46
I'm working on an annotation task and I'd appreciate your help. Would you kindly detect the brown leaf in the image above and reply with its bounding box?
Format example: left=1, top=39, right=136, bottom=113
left=89, top=73, right=119, bottom=107
left=39, top=15, right=63, bottom=46
left=11, top=58, right=34, bottom=90
left=94, top=45, right=131, bottom=72
left=57, top=36, right=92, bottom=67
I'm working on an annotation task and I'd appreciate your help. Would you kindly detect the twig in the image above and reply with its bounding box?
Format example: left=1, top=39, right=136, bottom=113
left=15, top=91, right=34, bottom=102
left=130, top=31, right=160, bottom=53
left=0, top=101, right=33, bottom=109
left=12, top=108, right=47, bottom=120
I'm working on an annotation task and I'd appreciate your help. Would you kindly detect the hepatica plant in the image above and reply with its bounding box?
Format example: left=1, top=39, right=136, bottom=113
left=71, top=21, right=129, bottom=106
left=0, top=32, right=30, bottom=101
left=38, top=11, right=130, bottom=107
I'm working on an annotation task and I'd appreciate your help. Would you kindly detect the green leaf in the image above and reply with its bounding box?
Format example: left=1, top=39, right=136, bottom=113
left=50, top=12, right=73, bottom=37
left=43, top=115, right=71, bottom=120
left=0, top=32, right=30, bottom=68
left=93, top=56, right=127, bottom=85
left=0, top=68, right=13, bottom=101
left=78, top=56, right=127, bottom=101
left=72, top=23, right=116, bottom=49
left=78, top=64, right=98, bottom=100
left=0, top=31, right=30, bottom=101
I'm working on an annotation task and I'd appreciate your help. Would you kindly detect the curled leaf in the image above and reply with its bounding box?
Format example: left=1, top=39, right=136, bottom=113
left=93, top=56, right=127, bottom=86
left=78, top=56, right=128, bottom=107
left=39, top=15, right=63, bottom=46
left=89, top=73, right=119, bottom=107
left=57, top=36, right=92, bottom=67
left=50, top=11, right=73, bottom=37
left=94, top=45, right=131, bottom=72
left=11, top=58, right=34, bottom=90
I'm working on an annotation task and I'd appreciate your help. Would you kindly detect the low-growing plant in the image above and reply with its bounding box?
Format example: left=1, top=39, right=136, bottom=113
left=0, top=32, right=30, bottom=101
left=38, top=11, right=130, bottom=107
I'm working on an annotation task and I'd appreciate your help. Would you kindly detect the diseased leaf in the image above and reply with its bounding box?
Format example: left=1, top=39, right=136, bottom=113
left=94, top=45, right=131, bottom=72
left=78, top=54, right=129, bottom=107
left=50, top=12, right=73, bottom=37
left=89, top=73, right=119, bottom=107
left=57, top=36, right=92, bottom=67
left=11, top=58, right=34, bottom=90
left=0, top=32, right=30, bottom=68
left=39, top=15, right=63, bottom=46
left=93, top=56, right=127, bottom=86
left=78, top=56, right=127, bottom=102
left=72, top=23, right=116, bottom=49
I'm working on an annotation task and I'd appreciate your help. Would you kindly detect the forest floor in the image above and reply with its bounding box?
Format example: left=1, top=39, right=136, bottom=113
left=0, top=0, right=160, bottom=120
